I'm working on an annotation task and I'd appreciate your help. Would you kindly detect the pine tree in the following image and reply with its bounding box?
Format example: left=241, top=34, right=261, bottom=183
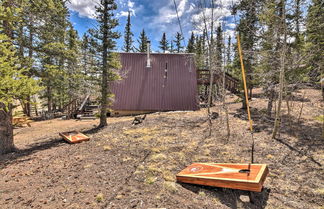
left=137, top=29, right=149, bottom=52
left=0, top=1, right=40, bottom=154
left=216, top=25, right=223, bottom=67
left=170, top=40, right=174, bottom=53
left=92, top=0, right=121, bottom=127
left=187, top=32, right=195, bottom=53
left=123, top=11, right=133, bottom=52
left=306, top=0, right=324, bottom=82
left=233, top=0, right=260, bottom=108
left=36, top=0, right=73, bottom=113
left=159, top=32, right=169, bottom=53
left=226, top=35, right=231, bottom=66
left=258, top=0, right=288, bottom=116
left=195, top=35, right=204, bottom=68
left=81, top=32, right=101, bottom=88
left=174, top=32, right=184, bottom=53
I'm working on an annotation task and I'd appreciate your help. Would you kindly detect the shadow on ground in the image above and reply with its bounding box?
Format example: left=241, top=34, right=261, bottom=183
left=0, top=137, right=64, bottom=169
left=232, top=107, right=322, bottom=167
left=0, top=124, right=107, bottom=169
left=179, top=183, right=270, bottom=209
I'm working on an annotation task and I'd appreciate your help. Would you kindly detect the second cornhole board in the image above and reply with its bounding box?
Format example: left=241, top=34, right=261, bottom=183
left=59, top=131, right=90, bottom=144
left=176, top=163, right=268, bottom=192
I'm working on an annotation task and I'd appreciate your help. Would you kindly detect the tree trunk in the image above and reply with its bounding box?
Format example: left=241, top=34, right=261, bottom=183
left=267, top=86, right=275, bottom=117
left=242, top=93, right=247, bottom=109
left=47, top=85, right=53, bottom=113
left=0, top=103, right=15, bottom=155
left=272, top=0, right=286, bottom=139
left=99, top=1, right=109, bottom=128
left=249, top=87, right=253, bottom=100
left=222, top=48, right=230, bottom=141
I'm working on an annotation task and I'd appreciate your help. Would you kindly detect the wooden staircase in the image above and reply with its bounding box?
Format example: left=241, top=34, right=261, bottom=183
left=62, top=95, right=99, bottom=120
left=79, top=102, right=99, bottom=120
left=62, top=98, right=80, bottom=119
left=197, top=69, right=239, bottom=94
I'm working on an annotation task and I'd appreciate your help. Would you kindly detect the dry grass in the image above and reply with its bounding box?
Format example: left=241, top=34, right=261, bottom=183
left=163, top=181, right=178, bottom=193
left=95, top=193, right=104, bottom=203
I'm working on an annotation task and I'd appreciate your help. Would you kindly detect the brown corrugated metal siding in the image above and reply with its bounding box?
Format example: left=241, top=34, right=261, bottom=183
left=110, top=53, right=199, bottom=111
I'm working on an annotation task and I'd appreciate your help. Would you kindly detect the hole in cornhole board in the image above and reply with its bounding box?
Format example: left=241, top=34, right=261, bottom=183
left=59, top=131, right=90, bottom=144
left=176, top=163, right=269, bottom=192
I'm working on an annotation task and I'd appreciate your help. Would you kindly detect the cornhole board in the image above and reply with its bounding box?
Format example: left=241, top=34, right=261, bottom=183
left=59, top=131, right=90, bottom=144
left=176, top=163, right=268, bottom=192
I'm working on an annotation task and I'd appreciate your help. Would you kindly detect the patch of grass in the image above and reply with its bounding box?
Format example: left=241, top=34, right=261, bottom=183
left=202, top=143, right=215, bottom=149
left=103, top=145, right=112, bottom=151
left=172, top=151, right=186, bottom=163
left=147, top=165, right=162, bottom=173
left=193, top=155, right=210, bottom=162
left=162, top=170, right=176, bottom=182
left=315, top=188, right=324, bottom=195
left=198, top=191, right=206, bottom=197
left=234, top=98, right=242, bottom=103
left=145, top=175, right=157, bottom=185
left=150, top=153, right=167, bottom=162
left=203, top=149, right=211, bottom=156
left=221, top=151, right=229, bottom=155
left=151, top=147, right=162, bottom=153
left=314, top=115, right=324, bottom=122
left=137, top=164, right=145, bottom=170
left=123, top=127, right=159, bottom=136
left=164, top=181, right=178, bottom=193
left=115, top=194, right=123, bottom=199
left=96, top=193, right=104, bottom=203
left=158, top=135, right=176, bottom=143
left=84, top=164, right=92, bottom=169
left=266, top=154, right=274, bottom=159
left=183, top=141, right=198, bottom=153
left=212, top=197, right=220, bottom=204
left=122, top=157, right=132, bottom=162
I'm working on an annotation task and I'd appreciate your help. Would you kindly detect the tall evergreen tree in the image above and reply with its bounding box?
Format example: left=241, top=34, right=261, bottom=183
left=194, top=35, right=205, bottom=68
left=170, top=40, right=174, bottom=53
left=187, top=32, right=195, bottom=53
left=306, top=0, right=324, bottom=82
left=123, top=11, right=133, bottom=52
left=216, top=25, right=223, bottom=67
left=159, top=32, right=169, bottom=53
left=137, top=29, right=149, bottom=52
left=226, top=35, right=231, bottom=66
left=174, top=32, right=184, bottom=53
left=91, top=0, right=121, bottom=127
left=0, top=0, right=40, bottom=154
left=233, top=0, right=260, bottom=107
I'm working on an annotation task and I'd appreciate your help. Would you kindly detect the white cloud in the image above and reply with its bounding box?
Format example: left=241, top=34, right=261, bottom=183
left=127, top=0, right=135, bottom=8
left=191, top=1, right=238, bottom=38
left=67, top=0, right=136, bottom=19
left=117, top=0, right=136, bottom=17
left=152, top=0, right=188, bottom=25
left=224, top=29, right=235, bottom=39
left=67, top=0, right=99, bottom=19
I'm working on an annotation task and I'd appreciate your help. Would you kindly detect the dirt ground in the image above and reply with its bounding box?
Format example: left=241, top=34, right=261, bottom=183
left=0, top=88, right=323, bottom=209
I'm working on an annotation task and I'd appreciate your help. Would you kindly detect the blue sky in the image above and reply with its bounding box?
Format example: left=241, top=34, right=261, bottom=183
left=67, top=0, right=238, bottom=52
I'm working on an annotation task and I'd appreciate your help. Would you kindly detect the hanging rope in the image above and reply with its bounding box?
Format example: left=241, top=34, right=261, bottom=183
left=173, top=0, right=186, bottom=47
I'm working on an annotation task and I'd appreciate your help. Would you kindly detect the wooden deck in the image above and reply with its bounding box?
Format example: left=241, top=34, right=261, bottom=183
left=197, top=69, right=239, bottom=94
left=176, top=163, right=269, bottom=192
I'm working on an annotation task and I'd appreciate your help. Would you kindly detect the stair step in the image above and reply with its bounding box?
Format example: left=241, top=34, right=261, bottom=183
left=80, top=116, right=97, bottom=120
left=84, top=110, right=94, bottom=113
